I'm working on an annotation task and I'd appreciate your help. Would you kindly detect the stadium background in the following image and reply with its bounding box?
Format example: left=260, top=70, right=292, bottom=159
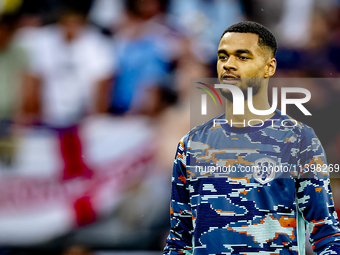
left=0, top=0, right=340, bottom=254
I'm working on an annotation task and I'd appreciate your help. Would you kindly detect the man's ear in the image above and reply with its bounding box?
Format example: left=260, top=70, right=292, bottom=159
left=264, top=58, right=277, bottom=78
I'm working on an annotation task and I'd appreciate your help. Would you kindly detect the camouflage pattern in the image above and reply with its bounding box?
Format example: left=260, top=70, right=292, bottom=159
left=164, top=110, right=340, bottom=255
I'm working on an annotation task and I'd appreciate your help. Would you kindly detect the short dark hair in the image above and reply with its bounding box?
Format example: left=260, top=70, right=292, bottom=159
left=220, top=21, right=277, bottom=58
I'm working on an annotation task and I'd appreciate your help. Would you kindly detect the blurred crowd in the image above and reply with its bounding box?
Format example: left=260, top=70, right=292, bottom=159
left=1, top=0, right=340, bottom=254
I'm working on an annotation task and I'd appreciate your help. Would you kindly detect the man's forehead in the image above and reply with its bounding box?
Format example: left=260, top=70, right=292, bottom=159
left=218, top=32, right=260, bottom=51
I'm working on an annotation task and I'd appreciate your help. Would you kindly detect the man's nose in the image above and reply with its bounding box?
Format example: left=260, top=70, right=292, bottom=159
left=223, top=56, right=237, bottom=71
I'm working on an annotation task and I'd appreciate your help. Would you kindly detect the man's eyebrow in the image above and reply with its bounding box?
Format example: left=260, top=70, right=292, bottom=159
left=217, top=49, right=228, bottom=55
left=235, top=49, right=253, bottom=55
left=217, top=49, right=254, bottom=55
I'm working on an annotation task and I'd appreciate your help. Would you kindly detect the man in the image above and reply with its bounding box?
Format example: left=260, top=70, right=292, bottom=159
left=163, top=21, right=340, bottom=254
left=23, top=4, right=114, bottom=180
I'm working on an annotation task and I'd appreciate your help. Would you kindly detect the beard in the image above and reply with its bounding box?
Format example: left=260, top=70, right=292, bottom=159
left=219, top=78, right=263, bottom=102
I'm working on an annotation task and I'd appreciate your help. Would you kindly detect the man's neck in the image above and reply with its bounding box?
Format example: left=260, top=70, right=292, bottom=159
left=225, top=85, right=275, bottom=127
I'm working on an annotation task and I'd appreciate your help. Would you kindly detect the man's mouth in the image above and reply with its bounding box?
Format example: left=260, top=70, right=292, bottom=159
left=221, top=75, right=241, bottom=84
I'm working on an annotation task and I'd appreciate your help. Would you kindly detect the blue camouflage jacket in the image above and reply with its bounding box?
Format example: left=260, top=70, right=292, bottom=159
left=164, top=111, right=340, bottom=255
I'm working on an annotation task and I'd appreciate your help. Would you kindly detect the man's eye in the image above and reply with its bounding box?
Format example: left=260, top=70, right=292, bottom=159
left=239, top=56, right=249, bottom=60
left=219, top=55, right=227, bottom=60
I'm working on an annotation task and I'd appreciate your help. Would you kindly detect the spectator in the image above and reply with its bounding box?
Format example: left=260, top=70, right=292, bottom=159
left=100, top=0, right=182, bottom=116
left=23, top=2, right=115, bottom=179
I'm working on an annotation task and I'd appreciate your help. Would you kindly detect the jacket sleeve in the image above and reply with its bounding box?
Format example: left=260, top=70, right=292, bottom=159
left=296, top=126, right=340, bottom=254
left=163, top=134, right=193, bottom=254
